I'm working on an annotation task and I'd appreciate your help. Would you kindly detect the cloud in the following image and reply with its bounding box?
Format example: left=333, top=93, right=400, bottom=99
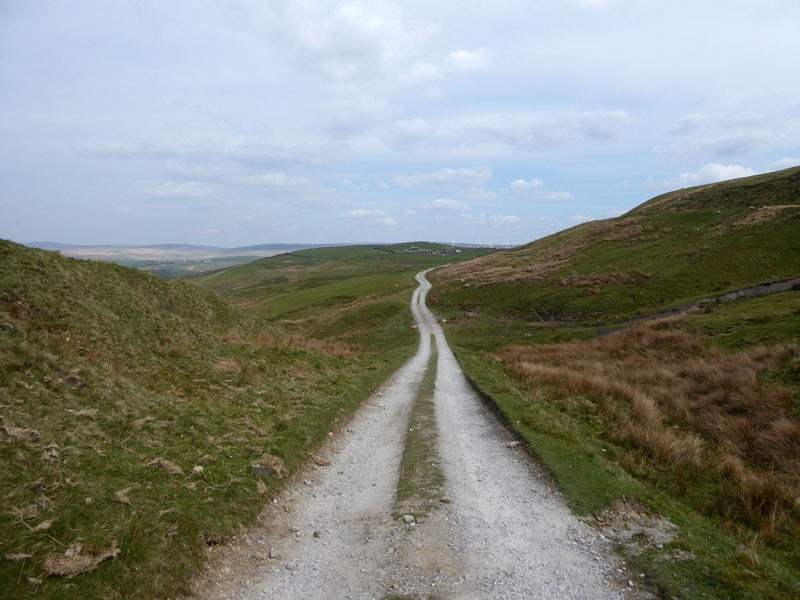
left=656, top=132, right=772, bottom=159
left=772, top=157, right=800, bottom=170
left=510, top=178, right=544, bottom=191
left=256, top=1, right=434, bottom=84
left=149, top=181, right=216, bottom=198
left=667, top=113, right=707, bottom=135
left=645, top=163, right=757, bottom=191
left=372, top=216, right=398, bottom=226
left=383, top=110, right=633, bottom=152
left=400, top=61, right=440, bottom=85
left=346, top=209, right=384, bottom=217
left=238, top=173, right=319, bottom=189
left=457, top=187, right=497, bottom=201
left=86, top=137, right=335, bottom=169
left=540, top=191, right=574, bottom=201
left=425, top=198, right=469, bottom=211
left=447, top=48, right=491, bottom=71
left=393, top=167, right=492, bottom=189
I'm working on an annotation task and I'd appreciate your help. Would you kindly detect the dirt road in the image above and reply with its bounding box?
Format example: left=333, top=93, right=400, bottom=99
left=191, top=270, right=629, bottom=599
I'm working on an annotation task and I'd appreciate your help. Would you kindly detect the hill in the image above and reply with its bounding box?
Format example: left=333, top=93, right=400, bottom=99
left=428, top=167, right=800, bottom=598
left=0, top=240, right=414, bottom=599
left=192, top=242, right=491, bottom=323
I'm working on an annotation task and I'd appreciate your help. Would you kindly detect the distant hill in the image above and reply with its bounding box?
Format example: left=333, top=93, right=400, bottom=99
left=25, top=241, right=324, bottom=261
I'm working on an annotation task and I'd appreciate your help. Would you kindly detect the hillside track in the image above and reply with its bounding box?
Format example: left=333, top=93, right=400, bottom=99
left=190, top=271, right=629, bottom=600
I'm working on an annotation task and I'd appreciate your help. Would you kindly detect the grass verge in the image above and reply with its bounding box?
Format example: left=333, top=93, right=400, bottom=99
left=447, top=328, right=800, bottom=599
left=394, top=336, right=445, bottom=520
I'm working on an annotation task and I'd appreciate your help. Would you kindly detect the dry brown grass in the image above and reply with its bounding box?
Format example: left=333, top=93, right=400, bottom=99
left=256, top=329, right=364, bottom=358
left=734, top=204, right=800, bottom=227
left=434, top=217, right=651, bottom=287
left=495, top=320, right=800, bottom=540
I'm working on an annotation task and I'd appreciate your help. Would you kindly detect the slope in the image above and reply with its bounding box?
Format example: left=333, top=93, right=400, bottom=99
left=427, top=167, right=800, bottom=599
left=0, top=240, right=413, bottom=599
left=192, top=242, right=489, bottom=320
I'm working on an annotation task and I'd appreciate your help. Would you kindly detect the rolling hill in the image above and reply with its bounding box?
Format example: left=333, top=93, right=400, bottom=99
left=428, top=167, right=800, bottom=598
left=0, top=240, right=415, bottom=599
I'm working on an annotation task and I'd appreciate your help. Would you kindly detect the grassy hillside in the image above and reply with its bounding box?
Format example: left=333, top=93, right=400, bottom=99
left=431, top=166, right=800, bottom=340
left=0, top=240, right=415, bottom=599
left=192, top=243, right=490, bottom=322
left=428, top=167, right=800, bottom=598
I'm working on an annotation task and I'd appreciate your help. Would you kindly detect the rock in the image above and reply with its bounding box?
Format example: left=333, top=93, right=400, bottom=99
left=313, top=530, right=322, bottom=538
left=439, top=496, right=453, bottom=504
left=192, top=465, right=204, bottom=475
left=269, top=547, right=279, bottom=559
left=506, top=441, right=521, bottom=448
left=402, top=514, right=415, bottom=524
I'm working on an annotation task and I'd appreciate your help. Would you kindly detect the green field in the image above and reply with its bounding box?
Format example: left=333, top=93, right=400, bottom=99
left=192, top=242, right=491, bottom=321
left=428, top=167, right=800, bottom=598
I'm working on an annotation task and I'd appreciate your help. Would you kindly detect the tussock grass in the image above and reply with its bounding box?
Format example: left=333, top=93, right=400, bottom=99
left=497, top=320, right=800, bottom=545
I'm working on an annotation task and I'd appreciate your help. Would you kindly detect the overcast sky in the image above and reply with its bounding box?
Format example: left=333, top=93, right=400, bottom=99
left=2, top=0, right=799, bottom=246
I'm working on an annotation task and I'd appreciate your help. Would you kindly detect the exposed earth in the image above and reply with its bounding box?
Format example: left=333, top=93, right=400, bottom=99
left=190, top=270, right=636, bottom=599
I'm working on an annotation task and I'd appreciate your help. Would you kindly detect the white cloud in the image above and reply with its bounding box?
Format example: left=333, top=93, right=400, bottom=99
left=262, top=1, right=434, bottom=84
left=772, top=157, right=800, bottom=170
left=149, top=181, right=216, bottom=198
left=346, top=209, right=384, bottom=217
left=372, top=216, right=398, bottom=226
left=400, top=61, right=441, bottom=85
left=457, top=187, right=497, bottom=201
left=426, top=198, right=470, bottom=211
left=238, top=173, right=316, bottom=188
left=383, top=110, right=633, bottom=152
left=510, top=178, right=544, bottom=191
left=645, top=163, right=757, bottom=191
left=404, top=209, right=418, bottom=215
left=667, top=113, right=707, bottom=135
left=447, top=48, right=491, bottom=71
left=393, top=167, right=492, bottom=189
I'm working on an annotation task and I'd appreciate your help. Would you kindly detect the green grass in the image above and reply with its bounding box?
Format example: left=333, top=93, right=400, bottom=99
left=192, top=243, right=491, bottom=321
left=0, top=240, right=415, bottom=599
left=423, top=168, right=800, bottom=598
left=429, top=166, right=800, bottom=326
left=394, top=336, right=445, bottom=520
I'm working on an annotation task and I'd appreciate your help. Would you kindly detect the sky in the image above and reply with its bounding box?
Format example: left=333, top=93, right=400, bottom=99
left=1, top=0, right=799, bottom=247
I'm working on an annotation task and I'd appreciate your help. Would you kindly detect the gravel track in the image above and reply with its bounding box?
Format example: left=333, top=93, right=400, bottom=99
left=191, top=270, right=629, bottom=600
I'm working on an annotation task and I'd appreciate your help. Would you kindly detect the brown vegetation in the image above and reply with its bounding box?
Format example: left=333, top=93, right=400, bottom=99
left=734, top=204, right=800, bottom=227
left=495, top=319, right=800, bottom=542
left=433, top=217, right=654, bottom=287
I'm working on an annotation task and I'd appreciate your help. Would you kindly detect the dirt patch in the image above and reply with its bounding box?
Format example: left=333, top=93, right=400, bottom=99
left=594, top=500, right=678, bottom=556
